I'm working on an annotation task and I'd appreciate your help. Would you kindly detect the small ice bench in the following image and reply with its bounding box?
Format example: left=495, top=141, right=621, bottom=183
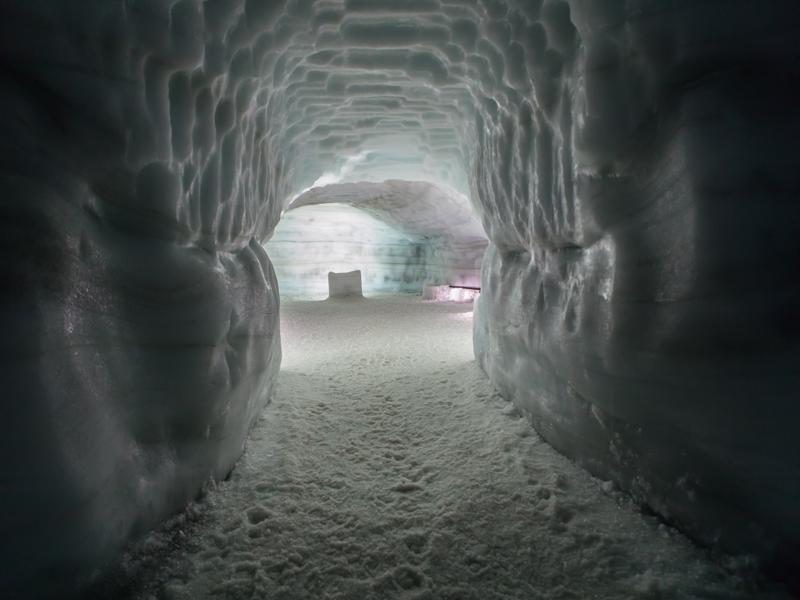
left=328, top=270, right=363, bottom=298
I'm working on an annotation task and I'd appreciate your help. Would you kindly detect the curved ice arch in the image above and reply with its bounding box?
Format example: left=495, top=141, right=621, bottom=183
left=272, top=180, right=488, bottom=296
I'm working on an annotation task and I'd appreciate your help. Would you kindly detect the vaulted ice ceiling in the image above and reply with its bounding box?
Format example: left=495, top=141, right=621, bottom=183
left=271, top=179, right=488, bottom=298
left=289, top=180, right=485, bottom=242
left=81, top=0, right=598, bottom=248
left=239, top=0, right=560, bottom=197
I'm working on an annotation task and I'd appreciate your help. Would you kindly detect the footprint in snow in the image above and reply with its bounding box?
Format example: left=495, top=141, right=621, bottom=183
left=393, top=481, right=423, bottom=493
left=246, top=506, right=272, bottom=524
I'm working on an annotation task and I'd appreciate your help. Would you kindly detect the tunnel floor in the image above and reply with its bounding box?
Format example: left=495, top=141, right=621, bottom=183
left=115, top=296, right=779, bottom=600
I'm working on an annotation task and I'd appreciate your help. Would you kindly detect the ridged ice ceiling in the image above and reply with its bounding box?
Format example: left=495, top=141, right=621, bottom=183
left=189, top=0, right=579, bottom=214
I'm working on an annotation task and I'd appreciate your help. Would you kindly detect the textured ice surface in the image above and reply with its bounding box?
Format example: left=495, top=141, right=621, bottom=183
left=1, top=0, right=799, bottom=593
left=267, top=203, right=434, bottom=299
left=0, top=1, right=287, bottom=594
left=472, top=2, right=800, bottom=579
left=105, top=297, right=790, bottom=600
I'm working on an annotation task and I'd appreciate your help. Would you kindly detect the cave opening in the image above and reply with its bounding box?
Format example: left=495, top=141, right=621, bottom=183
left=266, top=178, right=488, bottom=300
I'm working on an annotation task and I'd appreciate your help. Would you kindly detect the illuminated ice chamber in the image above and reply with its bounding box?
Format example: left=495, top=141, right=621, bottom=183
left=267, top=180, right=487, bottom=299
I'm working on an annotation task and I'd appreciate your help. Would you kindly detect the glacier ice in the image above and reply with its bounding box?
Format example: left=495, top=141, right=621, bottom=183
left=267, top=203, right=433, bottom=299
left=328, top=270, right=363, bottom=298
left=0, top=0, right=798, bottom=594
left=268, top=180, right=486, bottom=299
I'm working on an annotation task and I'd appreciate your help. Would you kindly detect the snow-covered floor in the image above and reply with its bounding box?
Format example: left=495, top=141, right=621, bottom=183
left=111, top=295, right=787, bottom=600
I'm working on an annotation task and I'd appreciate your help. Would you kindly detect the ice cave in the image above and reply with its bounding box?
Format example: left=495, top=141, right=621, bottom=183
left=1, top=1, right=799, bottom=598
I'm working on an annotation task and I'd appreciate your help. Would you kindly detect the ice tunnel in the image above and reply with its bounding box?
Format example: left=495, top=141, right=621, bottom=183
left=268, top=180, right=486, bottom=298
left=0, top=0, right=799, bottom=595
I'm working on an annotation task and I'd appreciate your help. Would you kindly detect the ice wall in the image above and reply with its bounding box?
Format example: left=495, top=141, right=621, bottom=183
left=1, top=0, right=799, bottom=593
left=270, top=179, right=487, bottom=298
left=267, top=203, right=433, bottom=298
left=470, top=0, right=800, bottom=580
left=0, top=1, right=284, bottom=595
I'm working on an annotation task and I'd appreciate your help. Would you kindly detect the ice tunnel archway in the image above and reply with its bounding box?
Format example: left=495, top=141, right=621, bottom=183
left=269, top=202, right=429, bottom=299
left=267, top=179, right=488, bottom=299
left=1, top=0, right=800, bottom=594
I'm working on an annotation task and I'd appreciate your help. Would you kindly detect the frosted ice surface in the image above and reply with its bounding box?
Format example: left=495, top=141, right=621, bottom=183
left=115, top=297, right=790, bottom=600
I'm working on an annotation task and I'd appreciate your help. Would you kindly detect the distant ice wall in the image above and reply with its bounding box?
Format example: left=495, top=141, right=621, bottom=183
left=272, top=180, right=488, bottom=298
left=0, top=1, right=283, bottom=594
left=267, top=203, right=434, bottom=298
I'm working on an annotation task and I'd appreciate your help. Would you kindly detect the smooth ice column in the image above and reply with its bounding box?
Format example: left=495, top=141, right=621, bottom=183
left=329, top=270, right=363, bottom=298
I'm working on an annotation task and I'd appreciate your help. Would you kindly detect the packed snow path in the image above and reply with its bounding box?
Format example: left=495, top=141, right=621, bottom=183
left=122, top=296, right=785, bottom=600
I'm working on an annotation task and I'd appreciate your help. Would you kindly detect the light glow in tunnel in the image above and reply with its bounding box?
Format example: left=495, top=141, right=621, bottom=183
left=267, top=202, right=431, bottom=299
